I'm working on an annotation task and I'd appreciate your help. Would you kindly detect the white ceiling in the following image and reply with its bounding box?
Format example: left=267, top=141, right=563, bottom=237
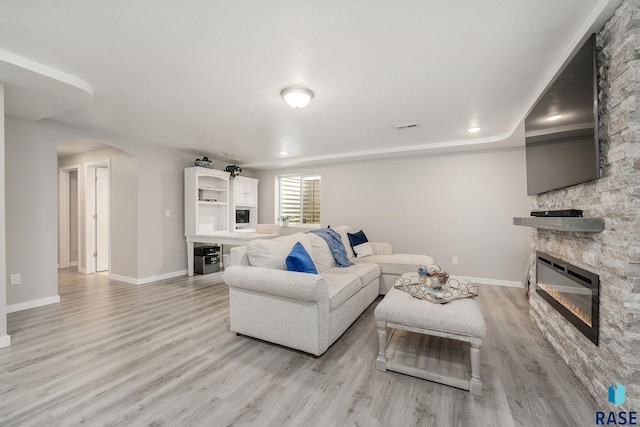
left=0, top=0, right=622, bottom=169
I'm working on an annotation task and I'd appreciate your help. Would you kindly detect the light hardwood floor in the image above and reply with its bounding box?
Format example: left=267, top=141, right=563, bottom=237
left=0, top=269, right=597, bottom=426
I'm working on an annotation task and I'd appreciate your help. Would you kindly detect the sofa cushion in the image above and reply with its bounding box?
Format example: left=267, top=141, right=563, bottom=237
left=246, top=233, right=314, bottom=270
left=307, top=229, right=353, bottom=267
left=347, top=230, right=374, bottom=258
left=352, top=253, right=435, bottom=275
left=307, top=233, right=336, bottom=273
left=324, top=263, right=379, bottom=288
left=333, top=226, right=355, bottom=259
left=322, top=273, right=362, bottom=311
left=286, top=242, right=318, bottom=274
left=369, top=241, right=392, bottom=255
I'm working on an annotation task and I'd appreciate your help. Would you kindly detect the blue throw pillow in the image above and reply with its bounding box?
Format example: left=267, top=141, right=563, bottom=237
left=347, top=230, right=374, bottom=258
left=286, top=241, right=318, bottom=274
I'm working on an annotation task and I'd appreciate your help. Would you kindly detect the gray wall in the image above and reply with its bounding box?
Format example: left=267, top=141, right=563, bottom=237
left=254, top=144, right=531, bottom=283
left=0, top=84, right=7, bottom=343
left=5, top=115, right=211, bottom=312
left=5, top=117, right=59, bottom=306
left=2, top=103, right=529, bottom=317
left=57, top=142, right=210, bottom=282
left=134, top=146, right=196, bottom=280
left=58, top=146, right=139, bottom=280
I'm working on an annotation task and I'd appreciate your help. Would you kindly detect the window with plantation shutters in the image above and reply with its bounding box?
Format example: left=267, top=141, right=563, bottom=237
left=278, top=175, right=321, bottom=225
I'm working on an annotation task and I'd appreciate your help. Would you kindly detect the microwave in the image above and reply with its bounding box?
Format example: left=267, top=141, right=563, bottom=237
left=236, top=209, right=250, bottom=224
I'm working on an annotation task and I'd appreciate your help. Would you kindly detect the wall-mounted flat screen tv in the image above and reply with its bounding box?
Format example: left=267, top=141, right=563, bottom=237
left=525, top=33, right=599, bottom=196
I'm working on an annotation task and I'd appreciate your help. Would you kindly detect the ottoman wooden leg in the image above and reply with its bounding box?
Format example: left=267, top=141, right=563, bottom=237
left=376, top=320, right=387, bottom=372
left=469, top=338, right=483, bottom=396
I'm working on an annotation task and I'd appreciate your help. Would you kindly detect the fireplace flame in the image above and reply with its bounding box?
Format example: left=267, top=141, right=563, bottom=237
left=539, top=282, right=592, bottom=327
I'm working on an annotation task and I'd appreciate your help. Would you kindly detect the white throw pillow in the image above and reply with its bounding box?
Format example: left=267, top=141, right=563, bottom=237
left=353, top=241, right=374, bottom=258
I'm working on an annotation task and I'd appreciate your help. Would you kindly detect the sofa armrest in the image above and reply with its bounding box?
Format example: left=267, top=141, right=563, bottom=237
left=229, top=246, right=250, bottom=266
left=370, top=241, right=392, bottom=255
left=223, top=266, right=328, bottom=303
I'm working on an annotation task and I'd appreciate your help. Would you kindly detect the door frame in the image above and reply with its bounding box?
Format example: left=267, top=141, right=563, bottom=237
left=58, top=165, right=80, bottom=269
left=85, top=160, right=111, bottom=275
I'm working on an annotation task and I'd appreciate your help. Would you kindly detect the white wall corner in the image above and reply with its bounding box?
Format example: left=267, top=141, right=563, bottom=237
left=463, top=276, right=524, bottom=288
left=0, top=335, right=10, bottom=348
left=136, top=270, right=188, bottom=285
left=6, top=295, right=61, bottom=313
left=109, top=270, right=188, bottom=286
left=106, top=273, right=138, bottom=285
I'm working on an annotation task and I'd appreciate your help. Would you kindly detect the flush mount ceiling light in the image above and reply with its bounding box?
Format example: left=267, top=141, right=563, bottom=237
left=279, top=150, right=289, bottom=156
left=280, top=85, right=314, bottom=109
left=546, top=114, right=563, bottom=121
left=467, top=127, right=482, bottom=133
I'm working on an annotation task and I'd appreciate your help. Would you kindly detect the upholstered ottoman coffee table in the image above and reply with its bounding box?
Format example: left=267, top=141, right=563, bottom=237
left=374, top=277, right=486, bottom=396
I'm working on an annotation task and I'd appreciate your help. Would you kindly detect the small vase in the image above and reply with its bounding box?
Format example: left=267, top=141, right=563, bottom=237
left=282, top=220, right=289, bottom=227
left=430, top=276, right=444, bottom=290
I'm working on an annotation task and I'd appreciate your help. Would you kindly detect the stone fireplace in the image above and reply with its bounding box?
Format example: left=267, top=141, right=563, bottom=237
left=525, top=0, right=640, bottom=410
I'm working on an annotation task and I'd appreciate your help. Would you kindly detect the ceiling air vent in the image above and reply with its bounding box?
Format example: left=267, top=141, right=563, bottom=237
left=394, top=122, right=419, bottom=130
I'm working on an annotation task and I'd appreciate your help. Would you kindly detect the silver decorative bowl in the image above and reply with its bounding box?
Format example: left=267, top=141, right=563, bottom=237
left=194, top=160, right=213, bottom=168
left=419, top=274, right=448, bottom=290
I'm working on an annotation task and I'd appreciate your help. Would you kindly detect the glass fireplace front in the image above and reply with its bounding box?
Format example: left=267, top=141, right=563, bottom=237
left=536, top=252, right=599, bottom=345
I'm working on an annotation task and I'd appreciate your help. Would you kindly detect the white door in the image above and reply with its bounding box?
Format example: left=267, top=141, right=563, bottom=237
left=95, top=166, right=109, bottom=272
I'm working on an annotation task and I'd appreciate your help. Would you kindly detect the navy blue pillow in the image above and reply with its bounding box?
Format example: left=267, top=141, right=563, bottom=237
left=286, top=241, right=318, bottom=274
left=347, top=230, right=374, bottom=257
left=347, top=230, right=368, bottom=247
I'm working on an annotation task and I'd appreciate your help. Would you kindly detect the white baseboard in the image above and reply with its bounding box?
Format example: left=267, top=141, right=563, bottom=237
left=107, top=273, right=137, bottom=285
left=0, top=335, right=10, bottom=348
left=109, top=270, right=188, bottom=286
left=58, top=263, right=77, bottom=269
left=7, top=295, right=61, bottom=313
left=460, top=276, right=523, bottom=288
left=78, top=267, right=86, bottom=274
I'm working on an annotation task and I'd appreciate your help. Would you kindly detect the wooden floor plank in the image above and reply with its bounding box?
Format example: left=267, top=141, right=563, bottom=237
left=0, top=268, right=598, bottom=426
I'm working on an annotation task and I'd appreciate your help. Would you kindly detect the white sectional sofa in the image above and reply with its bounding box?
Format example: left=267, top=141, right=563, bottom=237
left=223, top=226, right=434, bottom=356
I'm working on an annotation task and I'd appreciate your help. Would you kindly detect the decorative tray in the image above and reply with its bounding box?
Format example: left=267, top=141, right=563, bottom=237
left=394, top=276, right=479, bottom=304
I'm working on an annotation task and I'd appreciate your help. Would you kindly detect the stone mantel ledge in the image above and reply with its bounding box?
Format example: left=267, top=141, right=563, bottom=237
left=513, top=217, right=605, bottom=232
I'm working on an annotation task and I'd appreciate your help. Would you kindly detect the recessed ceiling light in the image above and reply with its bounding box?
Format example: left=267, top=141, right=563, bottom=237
left=546, top=114, right=562, bottom=121
left=279, top=150, right=289, bottom=156
left=467, top=127, right=481, bottom=133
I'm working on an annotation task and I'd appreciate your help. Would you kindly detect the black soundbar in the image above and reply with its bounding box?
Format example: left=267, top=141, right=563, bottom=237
left=530, top=209, right=583, bottom=217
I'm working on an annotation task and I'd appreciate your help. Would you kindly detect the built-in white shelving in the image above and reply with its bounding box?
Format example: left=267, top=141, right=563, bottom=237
left=185, top=167, right=230, bottom=235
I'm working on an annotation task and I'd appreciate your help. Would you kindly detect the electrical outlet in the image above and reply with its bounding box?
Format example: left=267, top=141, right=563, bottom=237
left=452, top=257, right=458, bottom=265
left=10, top=274, right=21, bottom=285
left=165, top=210, right=171, bottom=218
